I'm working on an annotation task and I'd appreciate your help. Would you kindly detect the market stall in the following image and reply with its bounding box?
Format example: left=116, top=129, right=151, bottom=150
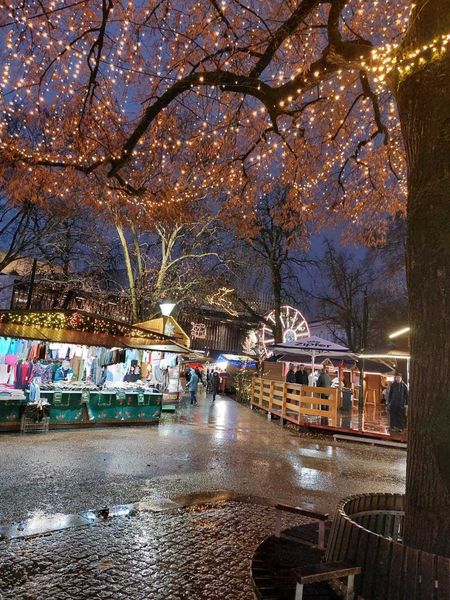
left=134, top=316, right=191, bottom=408
left=0, top=310, right=172, bottom=431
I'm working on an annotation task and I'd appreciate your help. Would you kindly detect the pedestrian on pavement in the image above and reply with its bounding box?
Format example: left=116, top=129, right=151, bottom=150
left=210, top=369, right=221, bottom=402
left=187, top=368, right=199, bottom=405
left=286, top=364, right=296, bottom=383
left=295, top=364, right=309, bottom=385
left=388, top=373, right=408, bottom=432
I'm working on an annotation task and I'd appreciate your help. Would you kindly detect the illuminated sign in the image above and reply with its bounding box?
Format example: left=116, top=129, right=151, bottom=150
left=191, top=322, right=207, bottom=340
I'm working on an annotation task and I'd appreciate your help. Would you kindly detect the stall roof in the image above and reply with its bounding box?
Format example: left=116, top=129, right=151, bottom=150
left=0, top=310, right=172, bottom=349
left=134, top=316, right=190, bottom=347
left=131, top=341, right=192, bottom=354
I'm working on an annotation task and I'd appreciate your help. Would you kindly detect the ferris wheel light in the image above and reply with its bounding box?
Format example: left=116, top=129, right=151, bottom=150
left=258, top=305, right=310, bottom=357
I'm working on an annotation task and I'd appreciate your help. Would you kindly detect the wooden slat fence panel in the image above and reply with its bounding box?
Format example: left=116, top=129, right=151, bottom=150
left=386, top=541, right=406, bottom=600
left=405, top=546, right=420, bottom=599
left=436, top=555, right=450, bottom=600
left=250, top=377, right=342, bottom=424
left=419, top=551, right=437, bottom=600
left=372, top=536, right=392, bottom=600
left=361, top=532, right=380, bottom=598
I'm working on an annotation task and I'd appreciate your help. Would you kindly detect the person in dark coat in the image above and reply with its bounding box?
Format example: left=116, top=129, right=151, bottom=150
left=317, top=367, right=332, bottom=389
left=187, top=368, right=199, bottom=405
left=388, top=373, right=408, bottom=431
left=286, top=364, right=296, bottom=383
left=317, top=367, right=332, bottom=425
left=210, top=369, right=221, bottom=402
left=295, top=364, right=309, bottom=385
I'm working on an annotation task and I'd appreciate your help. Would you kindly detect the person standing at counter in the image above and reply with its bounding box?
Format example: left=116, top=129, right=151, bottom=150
left=317, top=367, right=332, bottom=425
left=187, top=368, right=199, bottom=405
left=388, top=373, right=408, bottom=432
left=286, top=364, right=296, bottom=383
left=295, top=365, right=309, bottom=385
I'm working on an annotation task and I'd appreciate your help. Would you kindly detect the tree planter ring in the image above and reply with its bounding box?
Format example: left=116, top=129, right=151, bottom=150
left=325, top=493, right=450, bottom=598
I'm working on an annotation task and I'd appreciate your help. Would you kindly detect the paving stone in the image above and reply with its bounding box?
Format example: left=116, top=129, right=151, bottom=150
left=0, top=502, right=308, bottom=600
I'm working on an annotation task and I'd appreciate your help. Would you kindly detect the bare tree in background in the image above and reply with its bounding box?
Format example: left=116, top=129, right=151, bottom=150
left=209, top=187, right=310, bottom=343
left=311, top=239, right=375, bottom=352
left=0, top=195, right=60, bottom=274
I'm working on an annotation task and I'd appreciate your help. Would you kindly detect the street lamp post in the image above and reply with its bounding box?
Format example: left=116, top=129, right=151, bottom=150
left=158, top=300, right=176, bottom=335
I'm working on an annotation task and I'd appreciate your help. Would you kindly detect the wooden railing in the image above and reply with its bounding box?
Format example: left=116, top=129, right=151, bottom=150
left=251, top=377, right=342, bottom=426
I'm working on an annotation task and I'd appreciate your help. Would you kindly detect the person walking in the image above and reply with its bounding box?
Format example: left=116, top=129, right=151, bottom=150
left=187, top=368, right=199, bottom=405
left=388, top=373, right=408, bottom=432
left=210, top=369, right=221, bottom=402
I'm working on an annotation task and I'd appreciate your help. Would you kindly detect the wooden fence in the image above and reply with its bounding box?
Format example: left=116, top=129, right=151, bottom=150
left=251, top=377, right=342, bottom=426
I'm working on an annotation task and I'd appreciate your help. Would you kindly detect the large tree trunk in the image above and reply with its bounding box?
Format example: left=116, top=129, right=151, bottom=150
left=396, top=0, right=450, bottom=557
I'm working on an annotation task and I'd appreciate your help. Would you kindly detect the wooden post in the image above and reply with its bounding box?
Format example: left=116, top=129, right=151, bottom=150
left=281, top=382, right=287, bottom=426
left=318, top=520, right=326, bottom=549
left=295, top=583, right=304, bottom=600
left=334, top=389, right=340, bottom=425
left=268, top=380, right=274, bottom=419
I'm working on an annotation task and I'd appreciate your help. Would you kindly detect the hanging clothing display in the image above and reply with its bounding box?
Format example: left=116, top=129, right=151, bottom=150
left=14, top=360, right=34, bottom=389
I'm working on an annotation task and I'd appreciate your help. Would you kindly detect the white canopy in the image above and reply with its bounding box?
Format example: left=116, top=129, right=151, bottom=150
left=269, top=336, right=357, bottom=384
left=270, top=335, right=354, bottom=356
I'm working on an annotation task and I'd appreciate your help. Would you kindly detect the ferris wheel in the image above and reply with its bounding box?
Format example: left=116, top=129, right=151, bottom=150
left=259, top=305, right=310, bottom=356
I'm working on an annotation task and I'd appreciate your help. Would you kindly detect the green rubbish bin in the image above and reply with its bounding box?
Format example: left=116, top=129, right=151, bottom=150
left=342, top=389, right=353, bottom=411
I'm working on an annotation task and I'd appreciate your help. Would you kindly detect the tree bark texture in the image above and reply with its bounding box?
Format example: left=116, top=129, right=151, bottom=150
left=115, top=221, right=139, bottom=323
left=396, top=0, right=450, bottom=557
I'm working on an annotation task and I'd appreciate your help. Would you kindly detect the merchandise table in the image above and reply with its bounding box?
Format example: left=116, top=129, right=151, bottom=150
left=0, top=390, right=163, bottom=431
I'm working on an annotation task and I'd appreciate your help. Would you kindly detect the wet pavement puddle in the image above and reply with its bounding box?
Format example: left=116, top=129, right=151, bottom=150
left=0, top=501, right=156, bottom=541
left=0, top=490, right=254, bottom=541
left=0, top=490, right=292, bottom=542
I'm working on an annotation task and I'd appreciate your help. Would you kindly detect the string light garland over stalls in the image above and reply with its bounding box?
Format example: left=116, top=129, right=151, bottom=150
left=0, top=2, right=449, bottom=241
left=0, top=311, right=166, bottom=339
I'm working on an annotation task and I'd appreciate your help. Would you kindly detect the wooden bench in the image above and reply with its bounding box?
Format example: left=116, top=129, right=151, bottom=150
left=293, top=561, right=361, bottom=600
left=275, top=503, right=329, bottom=549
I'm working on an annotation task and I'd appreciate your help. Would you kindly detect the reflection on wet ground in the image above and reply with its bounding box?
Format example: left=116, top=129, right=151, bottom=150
left=0, top=394, right=406, bottom=525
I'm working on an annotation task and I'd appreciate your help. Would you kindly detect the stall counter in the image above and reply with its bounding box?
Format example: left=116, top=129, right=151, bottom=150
left=87, top=391, right=162, bottom=423
left=0, top=389, right=163, bottom=431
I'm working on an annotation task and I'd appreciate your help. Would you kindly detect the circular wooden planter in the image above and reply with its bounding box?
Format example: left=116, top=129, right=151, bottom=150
left=325, top=493, right=449, bottom=598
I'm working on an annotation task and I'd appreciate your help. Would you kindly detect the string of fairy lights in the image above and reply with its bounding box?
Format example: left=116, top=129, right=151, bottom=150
left=0, top=1, right=447, bottom=233
left=0, top=311, right=164, bottom=339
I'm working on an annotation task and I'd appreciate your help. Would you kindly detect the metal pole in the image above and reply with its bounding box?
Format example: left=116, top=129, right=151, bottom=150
left=358, top=290, right=369, bottom=432
left=358, top=357, right=365, bottom=432
left=311, top=351, right=316, bottom=385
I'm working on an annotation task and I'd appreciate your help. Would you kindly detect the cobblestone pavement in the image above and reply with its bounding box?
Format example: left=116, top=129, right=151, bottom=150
left=0, top=501, right=306, bottom=600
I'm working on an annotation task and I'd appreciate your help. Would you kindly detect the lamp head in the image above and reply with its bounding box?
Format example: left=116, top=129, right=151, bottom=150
left=159, top=300, right=176, bottom=317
